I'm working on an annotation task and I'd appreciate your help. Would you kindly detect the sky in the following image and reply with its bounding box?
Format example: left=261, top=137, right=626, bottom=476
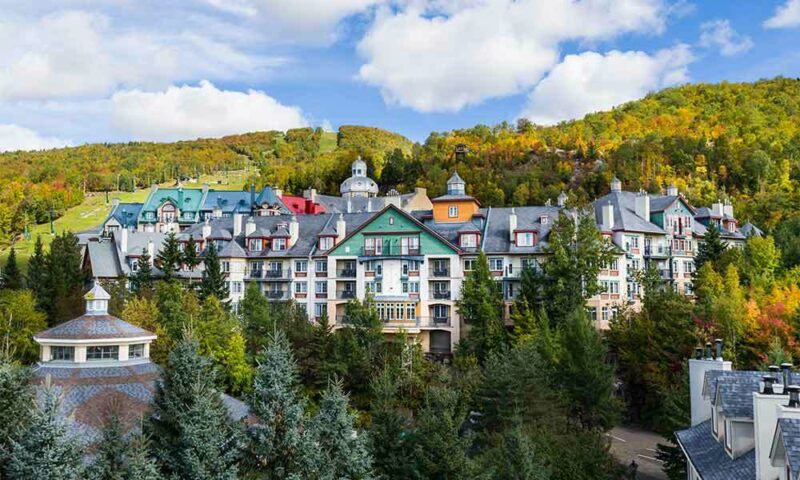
left=2, top=0, right=800, bottom=151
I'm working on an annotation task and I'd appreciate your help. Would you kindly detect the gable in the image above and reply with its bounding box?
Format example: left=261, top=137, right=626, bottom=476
left=328, top=206, right=458, bottom=257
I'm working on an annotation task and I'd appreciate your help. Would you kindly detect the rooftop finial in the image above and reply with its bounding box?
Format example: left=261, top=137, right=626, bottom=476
left=84, top=282, right=111, bottom=316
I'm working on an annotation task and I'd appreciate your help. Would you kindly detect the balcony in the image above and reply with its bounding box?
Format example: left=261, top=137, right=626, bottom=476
left=256, top=268, right=291, bottom=280
left=361, top=246, right=421, bottom=257
left=430, top=268, right=450, bottom=278
left=644, top=246, right=668, bottom=257
left=265, top=269, right=284, bottom=278
left=265, top=290, right=288, bottom=300
left=337, top=290, right=356, bottom=300
left=419, top=316, right=452, bottom=327
left=249, top=269, right=263, bottom=279
left=432, top=291, right=451, bottom=300
left=337, top=268, right=357, bottom=278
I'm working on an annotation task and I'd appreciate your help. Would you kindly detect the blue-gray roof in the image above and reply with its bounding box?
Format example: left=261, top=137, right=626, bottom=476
left=779, top=418, right=800, bottom=479
left=481, top=206, right=562, bottom=254
left=593, top=191, right=665, bottom=234
left=676, top=420, right=755, bottom=480
left=104, top=203, right=143, bottom=229
left=35, top=314, right=154, bottom=340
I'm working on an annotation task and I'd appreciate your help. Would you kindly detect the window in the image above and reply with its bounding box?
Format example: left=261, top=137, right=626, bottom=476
left=402, top=281, right=419, bottom=294
left=522, top=258, right=539, bottom=271
left=230, top=281, right=243, bottom=294
left=464, top=258, right=476, bottom=271
left=367, top=282, right=382, bottom=293
left=489, top=258, right=503, bottom=271
left=725, top=422, right=732, bottom=450
left=432, top=304, right=449, bottom=320
left=364, top=237, right=382, bottom=255
left=540, top=215, right=549, bottom=225
left=586, top=307, right=597, bottom=322
left=401, top=236, right=420, bottom=254
left=249, top=239, right=262, bottom=251
left=460, top=234, right=477, bottom=248
left=315, top=281, right=328, bottom=295
left=601, top=281, right=620, bottom=294
left=222, top=261, right=230, bottom=273
left=448, top=206, right=458, bottom=218
left=314, top=303, right=326, bottom=318
left=601, top=307, right=609, bottom=322
left=129, top=344, right=145, bottom=359
left=273, top=238, right=287, bottom=251
left=87, top=345, right=119, bottom=361
left=365, top=260, right=383, bottom=276
left=295, top=260, right=308, bottom=273
left=50, top=346, right=74, bottom=361
left=295, top=282, right=308, bottom=294
left=609, top=259, right=619, bottom=270
left=315, top=260, right=328, bottom=273
left=683, top=260, right=694, bottom=273
left=516, top=232, right=534, bottom=247
left=401, top=260, right=420, bottom=276
left=319, top=236, right=333, bottom=251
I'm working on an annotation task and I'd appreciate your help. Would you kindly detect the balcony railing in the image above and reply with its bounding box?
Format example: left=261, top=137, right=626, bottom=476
left=644, top=246, right=667, bottom=257
left=249, top=269, right=263, bottom=279
left=361, top=246, right=421, bottom=257
left=335, top=315, right=451, bottom=328
left=337, top=268, right=357, bottom=278
left=337, top=290, right=356, bottom=300
left=430, top=268, right=450, bottom=277
left=265, top=269, right=284, bottom=278
left=265, top=290, right=288, bottom=299
left=432, top=291, right=451, bottom=300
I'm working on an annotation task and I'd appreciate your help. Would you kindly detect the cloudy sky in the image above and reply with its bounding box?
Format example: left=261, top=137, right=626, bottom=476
left=2, top=0, right=800, bottom=151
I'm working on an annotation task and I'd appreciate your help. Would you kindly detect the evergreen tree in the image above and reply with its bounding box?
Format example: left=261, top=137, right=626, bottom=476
left=246, top=331, right=321, bottom=479
left=695, top=222, right=726, bottom=272
left=27, top=236, right=48, bottom=310
left=147, top=338, right=241, bottom=480
left=476, top=416, right=550, bottom=480
left=89, top=412, right=129, bottom=480
left=2, top=248, right=23, bottom=289
left=155, top=279, right=199, bottom=345
left=0, top=360, right=32, bottom=471
left=183, top=236, right=201, bottom=282
left=43, top=232, right=86, bottom=324
left=157, top=231, right=182, bottom=281
left=6, top=385, right=84, bottom=479
left=367, top=370, right=416, bottom=480
left=130, top=248, right=155, bottom=298
left=240, top=281, right=273, bottom=355
left=196, top=295, right=253, bottom=395
left=199, top=242, right=228, bottom=302
left=456, top=252, right=507, bottom=364
left=125, top=433, right=163, bottom=480
left=313, top=379, right=374, bottom=480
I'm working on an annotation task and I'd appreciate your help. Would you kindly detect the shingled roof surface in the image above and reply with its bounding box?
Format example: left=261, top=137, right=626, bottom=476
left=35, top=315, right=154, bottom=340
left=592, top=191, right=666, bottom=234
left=676, top=420, right=755, bottom=480
left=779, top=418, right=800, bottom=478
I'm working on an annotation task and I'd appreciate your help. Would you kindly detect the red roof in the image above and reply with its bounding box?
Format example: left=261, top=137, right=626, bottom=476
left=281, top=195, right=326, bottom=214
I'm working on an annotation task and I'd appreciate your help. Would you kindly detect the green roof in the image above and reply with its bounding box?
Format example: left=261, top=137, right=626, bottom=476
left=139, top=188, right=207, bottom=223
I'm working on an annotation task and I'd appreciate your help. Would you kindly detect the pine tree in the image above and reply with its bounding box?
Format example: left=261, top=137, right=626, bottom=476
left=6, top=385, right=84, bottom=479
left=89, top=412, right=128, bottom=480
left=125, top=433, right=163, bottom=480
left=43, top=232, right=86, bottom=324
left=313, top=379, right=374, bottom=480
left=695, top=222, right=726, bottom=272
left=246, top=331, right=321, bottom=479
left=367, top=370, right=416, bottom=480
left=2, top=248, right=23, bottom=290
left=0, top=360, right=32, bottom=471
left=146, top=338, right=241, bottom=480
left=130, top=248, right=155, bottom=298
left=477, top=416, right=550, bottom=480
left=199, top=242, right=228, bottom=302
left=183, top=236, right=200, bottom=283
left=240, top=281, right=272, bottom=355
left=157, top=231, right=182, bottom=281
left=27, top=236, right=48, bottom=310
left=456, top=251, right=507, bottom=364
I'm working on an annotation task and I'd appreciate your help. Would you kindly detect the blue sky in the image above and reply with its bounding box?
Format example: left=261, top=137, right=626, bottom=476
left=2, top=0, right=800, bottom=151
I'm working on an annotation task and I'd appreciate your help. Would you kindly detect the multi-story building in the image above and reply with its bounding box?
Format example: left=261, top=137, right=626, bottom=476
left=678, top=341, right=800, bottom=480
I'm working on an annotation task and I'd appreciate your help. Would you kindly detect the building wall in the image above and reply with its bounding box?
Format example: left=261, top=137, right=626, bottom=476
left=432, top=199, right=479, bottom=223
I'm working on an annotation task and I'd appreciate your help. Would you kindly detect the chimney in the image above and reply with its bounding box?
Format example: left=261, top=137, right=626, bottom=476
left=346, top=198, right=352, bottom=214
left=610, top=177, right=622, bottom=192
left=788, top=386, right=800, bottom=408
left=274, top=188, right=283, bottom=198
left=712, top=201, right=724, bottom=217
left=689, top=342, right=732, bottom=426
left=704, top=342, right=712, bottom=359
left=782, top=363, right=793, bottom=387
left=112, top=198, right=120, bottom=207
left=634, top=190, right=650, bottom=220
left=289, top=215, right=299, bottom=246
left=202, top=218, right=211, bottom=240
left=601, top=202, right=614, bottom=230
left=715, top=338, right=723, bottom=360
left=667, top=184, right=678, bottom=196
left=414, top=187, right=427, bottom=197
left=250, top=184, right=256, bottom=208
left=509, top=208, right=517, bottom=242
left=147, top=240, right=155, bottom=264
left=557, top=191, right=568, bottom=207
left=245, top=216, right=256, bottom=237
left=366, top=199, right=373, bottom=213
left=178, top=187, right=184, bottom=207
left=304, top=188, right=317, bottom=202
left=694, top=347, right=703, bottom=360
left=763, top=375, right=777, bottom=395
left=336, top=214, right=346, bottom=243
left=723, top=199, right=733, bottom=218
left=233, top=213, right=243, bottom=237
left=213, top=206, right=222, bottom=218
left=202, top=183, right=209, bottom=194
left=119, top=228, right=129, bottom=253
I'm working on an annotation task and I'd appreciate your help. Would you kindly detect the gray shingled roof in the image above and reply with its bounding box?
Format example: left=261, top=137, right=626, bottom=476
left=482, top=206, right=562, bottom=254
left=592, top=191, right=665, bottom=234
left=704, top=370, right=800, bottom=419
left=676, top=420, right=755, bottom=480
left=35, top=315, right=155, bottom=340
left=218, top=240, right=248, bottom=258
left=779, top=418, right=800, bottom=479
left=86, top=240, right=122, bottom=278
left=649, top=195, right=681, bottom=213
left=740, top=223, right=763, bottom=238
left=103, top=203, right=143, bottom=230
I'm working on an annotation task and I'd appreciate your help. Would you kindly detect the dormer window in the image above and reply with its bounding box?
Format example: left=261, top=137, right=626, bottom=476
left=129, top=344, right=145, bottom=359
left=448, top=206, right=458, bottom=218
left=460, top=233, right=478, bottom=248
left=319, top=236, right=334, bottom=251
left=50, top=346, right=74, bottom=361
left=540, top=215, right=548, bottom=225
left=249, top=239, right=262, bottom=251
left=87, top=345, right=119, bottom=361
left=516, top=232, right=535, bottom=247
left=274, top=238, right=287, bottom=251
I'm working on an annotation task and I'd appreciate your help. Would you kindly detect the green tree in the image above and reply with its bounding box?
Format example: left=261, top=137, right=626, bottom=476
left=742, top=235, right=781, bottom=289
left=146, top=338, right=241, bottom=480
left=43, top=232, right=86, bottom=324
left=6, top=385, right=84, bottom=479
left=183, top=236, right=201, bottom=282
left=367, top=369, right=416, bottom=480
left=89, top=412, right=130, bottom=480
left=0, top=290, right=48, bottom=363
left=456, top=251, right=507, bottom=364
left=695, top=222, right=726, bottom=272
left=199, top=242, right=228, bottom=302
left=130, top=249, right=155, bottom=298
left=155, top=280, right=199, bottom=345
left=2, top=248, right=23, bottom=290
left=124, top=433, right=163, bottom=480
left=27, top=236, right=48, bottom=310
left=313, top=379, right=374, bottom=480
left=0, top=360, right=32, bottom=472
left=196, top=295, right=253, bottom=395
left=240, top=281, right=273, bottom=355
left=475, top=416, right=550, bottom=480
left=157, top=231, right=182, bottom=281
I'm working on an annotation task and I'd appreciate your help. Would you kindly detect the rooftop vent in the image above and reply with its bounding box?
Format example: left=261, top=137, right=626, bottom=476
left=782, top=363, right=793, bottom=386
left=762, top=375, right=777, bottom=395
left=788, top=385, right=800, bottom=407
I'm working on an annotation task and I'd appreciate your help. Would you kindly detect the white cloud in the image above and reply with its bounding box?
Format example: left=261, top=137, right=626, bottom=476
left=699, top=19, right=753, bottom=56
left=521, top=45, right=693, bottom=125
left=357, top=0, right=668, bottom=112
left=0, top=10, right=279, bottom=101
left=110, top=81, right=308, bottom=142
left=0, top=124, right=71, bottom=152
left=764, top=0, right=800, bottom=29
